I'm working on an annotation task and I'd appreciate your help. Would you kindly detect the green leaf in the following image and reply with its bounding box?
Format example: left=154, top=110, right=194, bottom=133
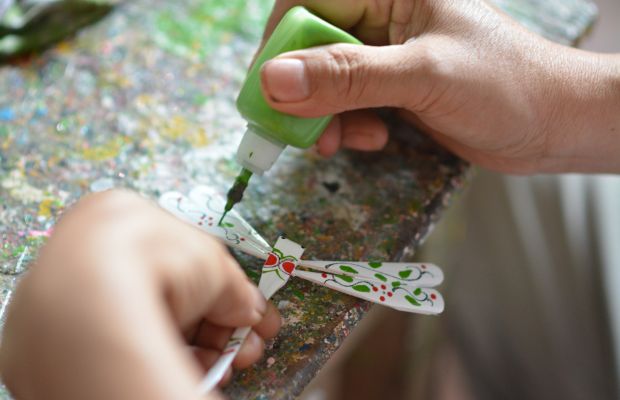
left=405, top=295, right=421, bottom=306
left=223, top=222, right=234, bottom=228
left=336, top=274, right=354, bottom=283
left=352, top=284, right=371, bottom=293
left=368, top=262, right=382, bottom=268
left=413, top=288, right=422, bottom=295
left=398, top=269, right=412, bottom=279
left=339, top=265, right=359, bottom=274
left=392, top=281, right=401, bottom=287
left=374, top=273, right=387, bottom=282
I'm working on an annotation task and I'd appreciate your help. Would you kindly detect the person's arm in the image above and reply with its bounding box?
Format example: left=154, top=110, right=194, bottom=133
left=258, top=0, right=620, bottom=174
left=539, top=50, right=620, bottom=173
left=0, top=190, right=280, bottom=400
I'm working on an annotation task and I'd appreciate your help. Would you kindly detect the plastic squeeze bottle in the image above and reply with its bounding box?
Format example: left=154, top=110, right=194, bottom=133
left=219, top=6, right=361, bottom=224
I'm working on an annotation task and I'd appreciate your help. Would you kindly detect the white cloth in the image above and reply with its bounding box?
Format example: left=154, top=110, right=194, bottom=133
left=427, top=170, right=619, bottom=399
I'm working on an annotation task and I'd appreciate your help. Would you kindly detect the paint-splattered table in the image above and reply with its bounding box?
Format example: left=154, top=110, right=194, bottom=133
left=0, top=0, right=597, bottom=398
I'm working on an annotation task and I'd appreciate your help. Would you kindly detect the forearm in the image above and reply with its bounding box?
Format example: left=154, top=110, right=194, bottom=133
left=543, top=49, right=620, bottom=173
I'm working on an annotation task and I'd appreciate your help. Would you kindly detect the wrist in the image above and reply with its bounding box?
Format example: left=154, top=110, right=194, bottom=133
left=541, top=49, right=620, bottom=173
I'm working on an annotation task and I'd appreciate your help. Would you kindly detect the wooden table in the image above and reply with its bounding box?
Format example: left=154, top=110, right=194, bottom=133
left=0, top=0, right=596, bottom=398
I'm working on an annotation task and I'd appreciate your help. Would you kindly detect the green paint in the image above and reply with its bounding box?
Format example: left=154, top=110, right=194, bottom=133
left=374, top=273, right=387, bottom=282
left=368, top=261, right=382, bottom=268
left=398, top=270, right=412, bottom=279
left=405, top=295, right=421, bottom=306
left=11, top=244, right=26, bottom=258
left=352, top=284, right=370, bottom=293
left=391, top=281, right=401, bottom=287
left=339, top=265, right=359, bottom=274
left=275, top=269, right=285, bottom=281
left=413, top=288, right=422, bottom=296
left=236, top=6, right=362, bottom=149
left=192, top=93, right=209, bottom=106
left=292, top=289, right=305, bottom=300
left=336, top=274, right=354, bottom=283
left=154, top=0, right=270, bottom=60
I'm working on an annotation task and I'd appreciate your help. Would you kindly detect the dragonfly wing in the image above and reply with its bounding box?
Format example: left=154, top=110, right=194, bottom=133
left=188, top=186, right=271, bottom=250
left=299, top=260, right=444, bottom=288
left=293, top=269, right=444, bottom=315
left=158, top=191, right=270, bottom=259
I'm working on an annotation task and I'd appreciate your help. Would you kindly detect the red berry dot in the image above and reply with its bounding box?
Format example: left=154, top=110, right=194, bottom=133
left=321, top=273, right=327, bottom=278
left=430, top=293, right=437, bottom=300
left=372, top=287, right=378, bottom=292
left=208, top=223, right=213, bottom=226
left=240, top=237, right=245, bottom=241
left=422, top=264, right=427, bottom=269
left=380, top=296, right=385, bottom=302
left=381, top=284, right=386, bottom=290
left=198, top=222, right=203, bottom=225
left=387, top=292, right=393, bottom=297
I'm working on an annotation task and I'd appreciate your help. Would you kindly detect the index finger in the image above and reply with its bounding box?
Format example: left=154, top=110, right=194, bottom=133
left=258, top=0, right=367, bottom=54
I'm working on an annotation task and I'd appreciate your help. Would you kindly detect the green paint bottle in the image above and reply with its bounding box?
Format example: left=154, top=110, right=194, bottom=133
left=221, top=6, right=361, bottom=221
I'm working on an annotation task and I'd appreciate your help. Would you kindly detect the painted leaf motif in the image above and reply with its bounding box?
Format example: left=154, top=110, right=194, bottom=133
left=368, top=262, right=382, bottom=268
left=352, top=284, right=371, bottom=293
left=413, top=288, right=422, bottom=295
left=392, top=281, right=401, bottom=287
left=339, top=265, right=359, bottom=274
left=398, top=269, right=412, bottom=279
left=405, top=295, right=421, bottom=306
left=336, top=274, right=354, bottom=283
left=222, top=222, right=234, bottom=228
left=374, top=273, right=387, bottom=282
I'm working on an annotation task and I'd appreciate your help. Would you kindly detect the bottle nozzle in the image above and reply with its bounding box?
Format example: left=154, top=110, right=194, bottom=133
left=219, top=168, right=253, bottom=225
left=236, top=126, right=285, bottom=175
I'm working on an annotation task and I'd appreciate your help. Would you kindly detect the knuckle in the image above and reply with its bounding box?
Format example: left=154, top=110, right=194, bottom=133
left=61, top=189, right=145, bottom=229
left=324, top=46, right=366, bottom=104
left=409, top=42, right=442, bottom=79
left=78, top=189, right=142, bottom=215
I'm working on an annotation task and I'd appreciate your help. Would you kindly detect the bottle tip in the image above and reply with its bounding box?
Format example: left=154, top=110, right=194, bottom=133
left=218, top=213, right=227, bottom=226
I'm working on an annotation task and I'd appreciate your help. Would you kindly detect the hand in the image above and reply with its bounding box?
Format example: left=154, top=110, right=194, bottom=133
left=259, top=0, right=620, bottom=174
left=0, top=190, right=280, bottom=400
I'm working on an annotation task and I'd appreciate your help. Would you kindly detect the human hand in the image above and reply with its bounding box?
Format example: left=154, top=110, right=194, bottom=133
left=0, top=190, right=280, bottom=400
left=259, top=0, right=620, bottom=173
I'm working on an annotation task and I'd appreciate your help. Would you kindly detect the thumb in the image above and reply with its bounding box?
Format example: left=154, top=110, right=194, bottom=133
left=260, top=42, right=437, bottom=117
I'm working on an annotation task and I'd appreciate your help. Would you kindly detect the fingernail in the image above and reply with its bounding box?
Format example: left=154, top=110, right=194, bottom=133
left=262, top=58, right=309, bottom=102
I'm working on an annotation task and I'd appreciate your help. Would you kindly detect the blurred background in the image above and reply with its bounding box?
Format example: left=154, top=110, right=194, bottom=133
left=301, top=1, right=620, bottom=399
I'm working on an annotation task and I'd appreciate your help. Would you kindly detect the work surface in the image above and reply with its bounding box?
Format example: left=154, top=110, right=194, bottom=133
left=0, top=0, right=596, bottom=398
